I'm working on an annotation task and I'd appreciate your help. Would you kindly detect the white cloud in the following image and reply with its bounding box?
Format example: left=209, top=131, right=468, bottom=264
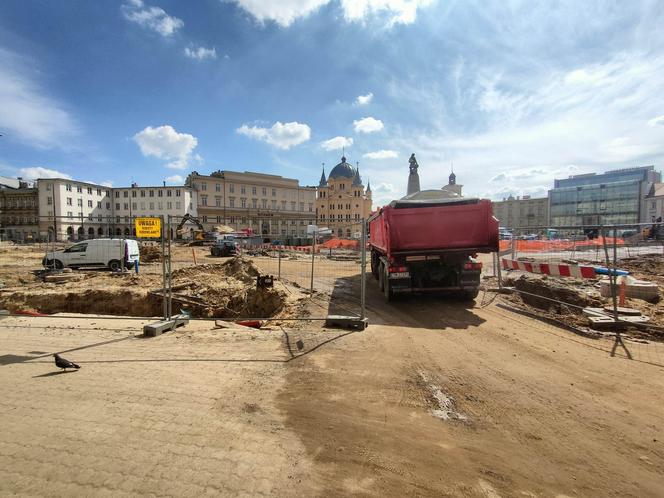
left=229, top=0, right=432, bottom=27
left=18, top=167, right=71, bottom=180
left=353, top=116, right=384, bottom=133
left=340, top=0, right=433, bottom=26
left=648, top=115, right=664, bottom=127
left=121, top=0, right=183, bottom=36
left=236, top=121, right=311, bottom=149
left=165, top=174, right=184, bottom=184
left=101, top=180, right=114, bottom=187
left=0, top=48, right=78, bottom=149
left=320, top=136, right=353, bottom=151
left=363, top=149, right=397, bottom=159
left=355, top=92, right=373, bottom=105
left=231, top=0, right=329, bottom=27
left=133, top=125, right=199, bottom=170
left=184, top=46, right=217, bottom=60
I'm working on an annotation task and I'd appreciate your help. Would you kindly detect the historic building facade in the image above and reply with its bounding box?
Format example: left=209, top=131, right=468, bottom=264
left=0, top=178, right=39, bottom=241
left=316, top=156, right=372, bottom=237
left=186, top=170, right=316, bottom=237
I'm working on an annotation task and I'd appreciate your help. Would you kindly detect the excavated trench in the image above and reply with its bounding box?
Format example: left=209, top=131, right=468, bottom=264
left=0, top=258, right=289, bottom=319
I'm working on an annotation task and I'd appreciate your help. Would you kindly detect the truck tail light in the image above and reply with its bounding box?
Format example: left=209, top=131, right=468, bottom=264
left=389, top=266, right=407, bottom=273
left=463, top=262, right=482, bottom=271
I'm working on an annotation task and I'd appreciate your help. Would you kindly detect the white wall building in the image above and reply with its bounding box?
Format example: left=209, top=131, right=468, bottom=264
left=37, top=179, right=197, bottom=240
left=111, top=183, right=197, bottom=237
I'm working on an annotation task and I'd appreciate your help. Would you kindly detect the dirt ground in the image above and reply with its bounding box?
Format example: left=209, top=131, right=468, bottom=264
left=1, top=284, right=663, bottom=497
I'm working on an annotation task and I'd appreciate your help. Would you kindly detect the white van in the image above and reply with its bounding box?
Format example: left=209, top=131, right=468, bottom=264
left=43, top=239, right=140, bottom=271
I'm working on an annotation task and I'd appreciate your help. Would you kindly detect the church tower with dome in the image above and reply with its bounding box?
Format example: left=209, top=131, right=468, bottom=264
left=316, top=155, right=373, bottom=237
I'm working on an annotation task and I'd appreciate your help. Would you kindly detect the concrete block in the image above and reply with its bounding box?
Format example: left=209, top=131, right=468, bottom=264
left=324, top=315, right=368, bottom=330
left=143, top=315, right=189, bottom=337
left=600, top=276, right=659, bottom=302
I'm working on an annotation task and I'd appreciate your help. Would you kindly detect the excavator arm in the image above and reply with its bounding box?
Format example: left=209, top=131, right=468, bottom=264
left=176, top=214, right=204, bottom=233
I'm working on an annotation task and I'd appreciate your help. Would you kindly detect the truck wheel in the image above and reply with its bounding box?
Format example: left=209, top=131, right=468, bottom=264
left=378, top=263, right=385, bottom=292
left=108, top=259, right=122, bottom=271
left=382, top=265, right=394, bottom=302
left=462, top=289, right=480, bottom=301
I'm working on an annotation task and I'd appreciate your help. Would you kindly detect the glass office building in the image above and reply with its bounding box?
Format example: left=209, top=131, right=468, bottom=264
left=548, top=166, right=660, bottom=227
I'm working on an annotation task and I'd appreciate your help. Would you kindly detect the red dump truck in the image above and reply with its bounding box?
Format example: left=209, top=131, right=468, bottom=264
left=368, top=197, right=499, bottom=301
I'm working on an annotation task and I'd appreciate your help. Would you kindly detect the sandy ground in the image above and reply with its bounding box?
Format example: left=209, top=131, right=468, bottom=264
left=2, top=281, right=664, bottom=497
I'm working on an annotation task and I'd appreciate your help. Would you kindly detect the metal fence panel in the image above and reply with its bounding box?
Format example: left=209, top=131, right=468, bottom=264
left=0, top=215, right=167, bottom=319
left=165, top=215, right=366, bottom=322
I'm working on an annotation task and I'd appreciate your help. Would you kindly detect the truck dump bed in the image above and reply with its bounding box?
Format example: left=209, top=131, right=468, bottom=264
left=369, top=197, right=499, bottom=257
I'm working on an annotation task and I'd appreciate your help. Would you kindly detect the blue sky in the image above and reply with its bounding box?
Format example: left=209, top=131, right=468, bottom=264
left=1, top=0, right=664, bottom=206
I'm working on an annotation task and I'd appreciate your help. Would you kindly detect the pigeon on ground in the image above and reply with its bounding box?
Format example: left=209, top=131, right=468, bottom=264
left=54, top=353, right=80, bottom=371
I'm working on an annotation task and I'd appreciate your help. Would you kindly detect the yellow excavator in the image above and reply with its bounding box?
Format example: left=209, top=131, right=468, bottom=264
left=175, top=214, right=217, bottom=245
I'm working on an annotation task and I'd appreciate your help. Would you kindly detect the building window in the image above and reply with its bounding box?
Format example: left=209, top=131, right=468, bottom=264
left=272, top=200, right=277, bottom=209
left=88, top=200, right=93, bottom=208
left=149, top=190, right=154, bottom=197
left=132, top=191, right=137, bottom=198
left=97, top=189, right=102, bottom=196
left=106, top=202, right=111, bottom=209
left=47, top=197, right=53, bottom=205
left=252, top=199, right=257, bottom=208
left=215, top=196, right=221, bottom=207
left=176, top=190, right=181, bottom=197
left=115, top=203, right=120, bottom=210
left=272, top=188, right=276, bottom=197
left=66, top=184, right=72, bottom=192
left=262, top=187, right=267, bottom=196
left=215, top=183, right=221, bottom=192
left=149, top=202, right=154, bottom=210
left=132, top=202, right=137, bottom=210
left=308, top=203, right=313, bottom=212
left=46, top=183, right=52, bottom=191
left=252, top=186, right=257, bottom=195
left=202, top=215, right=208, bottom=222
left=167, top=202, right=172, bottom=209
left=175, top=201, right=181, bottom=209
left=229, top=184, right=235, bottom=193
left=122, top=191, right=128, bottom=198
left=229, top=197, right=235, bottom=208
left=281, top=201, right=286, bottom=210
left=157, top=202, right=162, bottom=210
left=241, top=186, right=246, bottom=194
left=77, top=186, right=82, bottom=193
left=140, top=202, right=145, bottom=210
left=115, top=191, right=119, bottom=198
left=140, top=191, right=146, bottom=197
left=262, top=199, right=267, bottom=208
left=167, top=190, right=172, bottom=197
left=216, top=216, right=221, bottom=223
left=202, top=183, right=207, bottom=191
left=202, top=195, right=208, bottom=206
left=241, top=198, right=246, bottom=208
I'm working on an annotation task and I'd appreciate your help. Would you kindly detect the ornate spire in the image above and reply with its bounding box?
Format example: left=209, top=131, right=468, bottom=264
left=366, top=178, right=371, bottom=192
left=319, top=163, right=327, bottom=187
left=352, top=162, right=362, bottom=186
left=449, top=162, right=456, bottom=185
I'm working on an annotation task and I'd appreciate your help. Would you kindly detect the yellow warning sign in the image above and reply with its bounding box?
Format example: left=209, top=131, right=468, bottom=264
left=135, top=217, right=161, bottom=238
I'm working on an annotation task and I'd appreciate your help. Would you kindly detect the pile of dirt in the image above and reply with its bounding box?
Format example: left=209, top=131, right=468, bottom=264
left=513, top=275, right=602, bottom=313
left=140, top=244, right=162, bottom=262
left=162, top=258, right=286, bottom=318
left=0, top=257, right=290, bottom=319
left=617, top=254, right=664, bottom=287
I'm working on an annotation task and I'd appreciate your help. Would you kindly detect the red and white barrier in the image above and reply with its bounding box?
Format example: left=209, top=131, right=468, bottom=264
left=501, top=258, right=596, bottom=279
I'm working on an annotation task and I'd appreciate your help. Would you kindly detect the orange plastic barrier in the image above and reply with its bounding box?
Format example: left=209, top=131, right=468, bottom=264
left=499, top=237, right=624, bottom=253
left=321, top=238, right=359, bottom=249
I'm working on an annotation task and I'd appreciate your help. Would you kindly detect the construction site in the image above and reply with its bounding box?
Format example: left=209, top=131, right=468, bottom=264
left=1, top=213, right=664, bottom=497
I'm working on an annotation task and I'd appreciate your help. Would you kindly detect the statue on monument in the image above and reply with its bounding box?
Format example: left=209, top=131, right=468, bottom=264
left=409, top=153, right=419, bottom=174
left=406, top=153, right=421, bottom=195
